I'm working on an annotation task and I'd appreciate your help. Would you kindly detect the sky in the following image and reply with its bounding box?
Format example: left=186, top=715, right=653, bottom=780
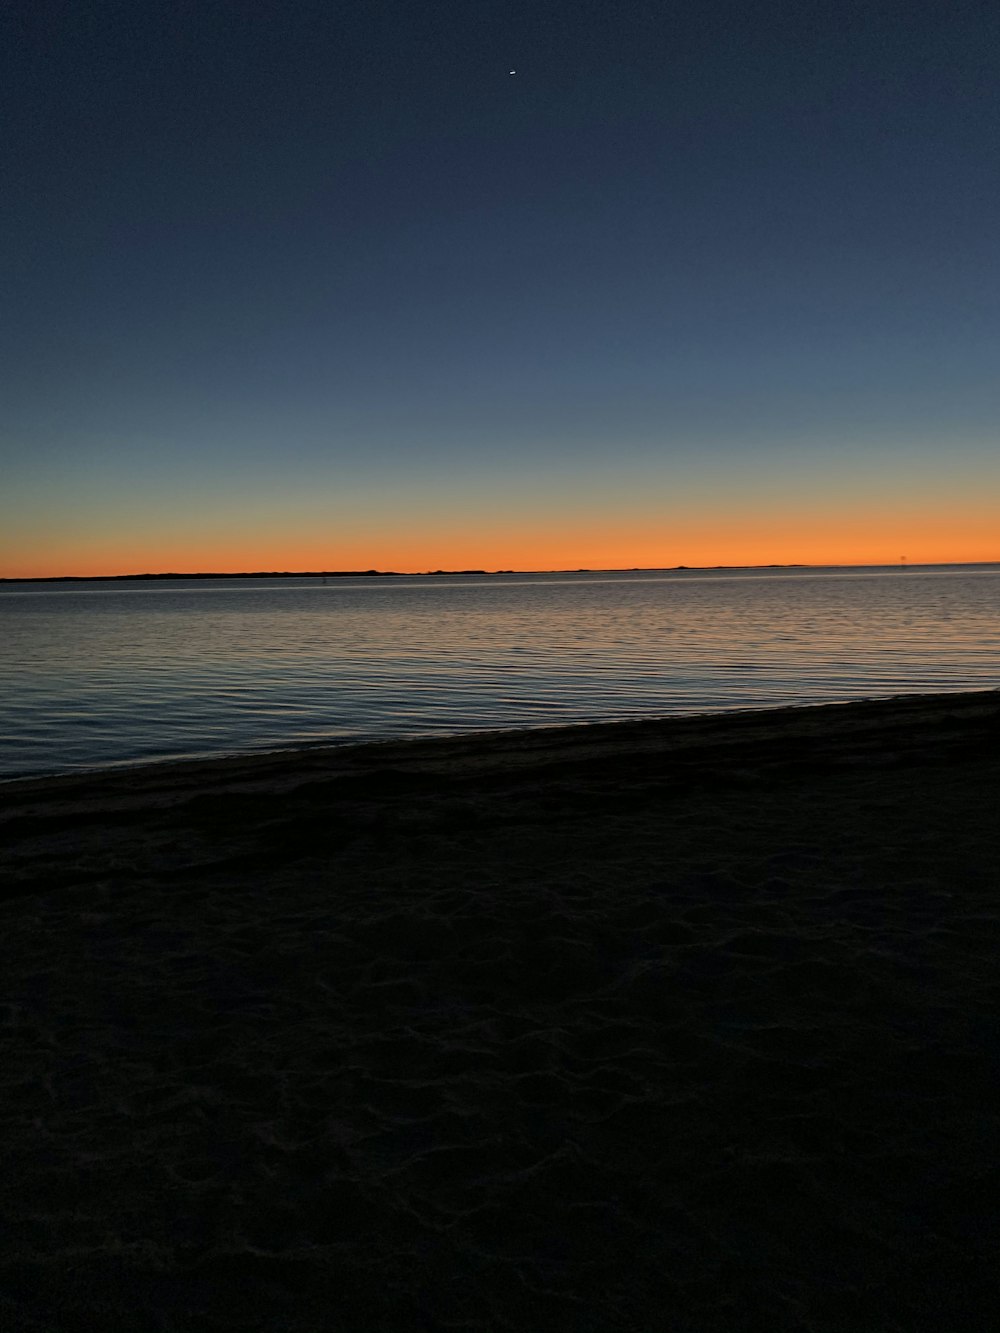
left=2, top=0, right=998, bottom=576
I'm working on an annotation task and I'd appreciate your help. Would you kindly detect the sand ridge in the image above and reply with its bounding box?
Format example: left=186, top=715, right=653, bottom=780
left=1, top=691, right=999, bottom=1330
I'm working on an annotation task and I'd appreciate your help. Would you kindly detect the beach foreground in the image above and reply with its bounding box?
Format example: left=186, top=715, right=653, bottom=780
left=2, top=692, right=999, bottom=1331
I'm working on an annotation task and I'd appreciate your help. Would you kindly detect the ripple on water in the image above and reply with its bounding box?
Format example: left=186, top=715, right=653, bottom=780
left=1, top=567, right=997, bottom=776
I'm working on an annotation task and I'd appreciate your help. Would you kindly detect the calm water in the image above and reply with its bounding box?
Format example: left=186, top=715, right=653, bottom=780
left=1, top=566, right=997, bottom=779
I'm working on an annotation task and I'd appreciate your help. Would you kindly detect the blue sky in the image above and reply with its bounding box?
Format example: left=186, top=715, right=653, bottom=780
left=2, top=0, right=998, bottom=573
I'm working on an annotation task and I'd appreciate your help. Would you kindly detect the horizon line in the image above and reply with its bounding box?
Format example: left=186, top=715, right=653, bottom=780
left=4, top=559, right=999, bottom=583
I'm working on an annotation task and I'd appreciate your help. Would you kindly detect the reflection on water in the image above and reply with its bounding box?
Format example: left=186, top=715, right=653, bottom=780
left=1, top=566, right=997, bottom=778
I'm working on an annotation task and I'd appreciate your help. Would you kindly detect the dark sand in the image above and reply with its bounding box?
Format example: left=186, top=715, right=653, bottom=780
left=2, top=692, right=999, bottom=1331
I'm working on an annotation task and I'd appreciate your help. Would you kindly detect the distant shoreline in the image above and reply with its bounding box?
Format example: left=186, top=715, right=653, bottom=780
left=3, top=560, right=998, bottom=583
left=4, top=565, right=795, bottom=583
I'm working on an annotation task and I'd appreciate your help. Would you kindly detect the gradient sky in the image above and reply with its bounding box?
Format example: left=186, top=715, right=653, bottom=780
left=2, top=0, right=998, bottom=576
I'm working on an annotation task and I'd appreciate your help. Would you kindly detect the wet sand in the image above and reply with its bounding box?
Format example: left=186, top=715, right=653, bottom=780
left=2, top=691, right=999, bottom=1331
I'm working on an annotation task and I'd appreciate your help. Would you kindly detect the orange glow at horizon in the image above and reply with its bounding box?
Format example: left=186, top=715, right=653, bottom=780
left=3, top=502, right=998, bottom=579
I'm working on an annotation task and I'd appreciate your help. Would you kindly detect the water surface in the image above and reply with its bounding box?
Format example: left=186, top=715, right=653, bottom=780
left=1, top=565, right=997, bottom=778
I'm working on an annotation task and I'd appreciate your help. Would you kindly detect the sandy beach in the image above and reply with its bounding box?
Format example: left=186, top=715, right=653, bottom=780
left=2, top=690, right=999, bottom=1331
